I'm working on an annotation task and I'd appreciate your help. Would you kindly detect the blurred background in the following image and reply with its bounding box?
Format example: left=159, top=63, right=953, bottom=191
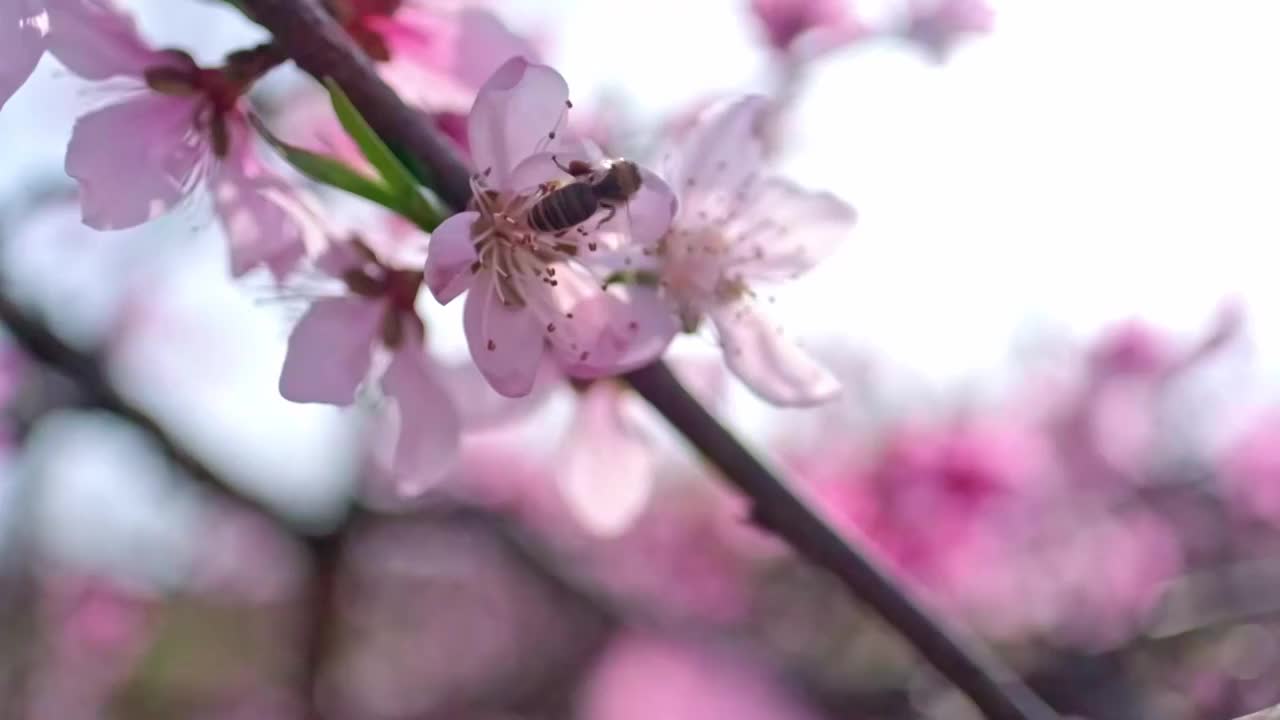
left=3, top=0, right=1280, bottom=718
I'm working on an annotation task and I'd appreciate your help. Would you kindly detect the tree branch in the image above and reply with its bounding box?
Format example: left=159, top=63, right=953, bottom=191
left=0, top=293, right=274, bottom=515
left=229, top=2, right=1059, bottom=718
left=0, top=291, right=347, bottom=719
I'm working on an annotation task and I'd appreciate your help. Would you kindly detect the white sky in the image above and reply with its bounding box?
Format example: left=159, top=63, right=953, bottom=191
left=518, top=0, right=1280, bottom=383
left=5, top=0, right=1280, bottom=383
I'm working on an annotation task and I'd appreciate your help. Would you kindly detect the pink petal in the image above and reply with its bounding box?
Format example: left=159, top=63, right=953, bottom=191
left=279, top=297, right=384, bottom=405
left=439, top=359, right=558, bottom=430
left=467, top=58, right=572, bottom=188
left=65, top=93, right=205, bottom=230
left=45, top=0, right=173, bottom=80
left=0, top=0, right=46, bottom=111
left=581, top=634, right=822, bottom=720
left=710, top=299, right=839, bottom=406
left=210, top=118, right=320, bottom=280
left=558, top=381, right=655, bottom=536
left=372, top=344, right=461, bottom=494
left=512, top=261, right=659, bottom=378
left=463, top=271, right=545, bottom=397
left=724, top=176, right=855, bottom=281
left=313, top=239, right=369, bottom=279
left=750, top=0, right=850, bottom=52
left=564, top=285, right=677, bottom=378
left=664, top=95, right=769, bottom=227
left=424, top=210, right=479, bottom=304
left=372, top=8, right=474, bottom=112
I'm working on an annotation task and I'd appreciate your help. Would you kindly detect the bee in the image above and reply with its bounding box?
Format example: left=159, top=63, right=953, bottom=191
left=527, top=157, right=643, bottom=235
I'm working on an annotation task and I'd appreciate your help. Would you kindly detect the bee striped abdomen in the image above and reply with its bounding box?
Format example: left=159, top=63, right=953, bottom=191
left=528, top=182, right=599, bottom=233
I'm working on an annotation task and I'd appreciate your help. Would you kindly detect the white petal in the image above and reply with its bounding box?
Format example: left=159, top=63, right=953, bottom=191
left=711, top=299, right=840, bottom=407
left=664, top=95, right=770, bottom=228
left=724, top=176, right=855, bottom=281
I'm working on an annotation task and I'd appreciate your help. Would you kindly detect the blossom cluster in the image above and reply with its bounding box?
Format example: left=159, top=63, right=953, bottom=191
left=0, top=0, right=939, bottom=527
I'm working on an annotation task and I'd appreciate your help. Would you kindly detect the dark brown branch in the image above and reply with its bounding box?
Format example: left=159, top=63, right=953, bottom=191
left=0, top=291, right=350, bottom=719
left=239, top=0, right=473, bottom=210
left=624, top=363, right=1056, bottom=720
left=228, top=2, right=1059, bottom=718
left=0, top=293, right=272, bottom=515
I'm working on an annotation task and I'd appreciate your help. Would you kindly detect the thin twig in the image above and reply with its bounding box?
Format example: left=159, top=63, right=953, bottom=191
left=0, top=293, right=268, bottom=513
left=624, top=363, right=1057, bottom=720
left=0, top=291, right=348, bottom=719
left=226, top=2, right=1059, bottom=717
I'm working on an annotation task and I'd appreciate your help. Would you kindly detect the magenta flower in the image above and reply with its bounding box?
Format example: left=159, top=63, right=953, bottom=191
left=649, top=96, right=855, bottom=406
left=902, top=0, right=994, bottom=61
left=426, top=58, right=678, bottom=397
left=0, top=0, right=46, bottom=110
left=335, top=0, right=538, bottom=114
left=279, top=236, right=460, bottom=493
left=748, top=0, right=867, bottom=57
left=580, top=633, right=821, bottom=720
left=48, top=0, right=319, bottom=279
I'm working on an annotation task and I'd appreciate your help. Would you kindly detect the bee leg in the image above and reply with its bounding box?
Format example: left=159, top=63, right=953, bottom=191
left=554, top=230, right=569, bottom=238
left=552, top=154, right=593, bottom=178
left=594, top=203, right=618, bottom=230
left=552, top=155, right=575, bottom=175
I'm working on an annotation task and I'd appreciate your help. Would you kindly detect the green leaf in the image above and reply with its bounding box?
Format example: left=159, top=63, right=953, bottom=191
left=250, top=115, right=404, bottom=213
left=324, top=79, right=444, bottom=230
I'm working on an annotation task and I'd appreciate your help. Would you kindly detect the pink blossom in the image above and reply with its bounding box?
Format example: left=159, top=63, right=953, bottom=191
left=558, top=380, right=656, bottom=536
left=0, top=0, right=46, bottom=110
left=1220, top=411, right=1280, bottom=528
left=816, top=419, right=1049, bottom=601
left=26, top=574, right=155, bottom=720
left=578, top=633, right=821, bottom=720
left=902, top=0, right=994, bottom=61
left=648, top=95, right=855, bottom=406
left=1089, top=320, right=1175, bottom=378
left=49, top=0, right=320, bottom=279
left=425, top=58, right=678, bottom=397
left=279, top=236, right=460, bottom=496
left=335, top=0, right=538, bottom=114
left=748, top=0, right=867, bottom=57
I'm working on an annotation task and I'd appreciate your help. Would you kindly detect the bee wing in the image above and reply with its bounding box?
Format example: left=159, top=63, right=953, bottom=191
left=593, top=167, right=677, bottom=249
left=507, top=150, right=599, bottom=198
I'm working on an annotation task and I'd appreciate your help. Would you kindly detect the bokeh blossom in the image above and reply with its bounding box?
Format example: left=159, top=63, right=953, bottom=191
left=901, top=0, right=994, bottom=60
left=48, top=0, right=321, bottom=278
left=279, top=235, right=460, bottom=495
left=556, top=380, right=656, bottom=536
left=647, top=95, right=855, bottom=405
left=0, top=0, right=47, bottom=110
left=579, top=633, right=821, bottom=720
left=426, top=58, right=677, bottom=397
left=748, top=0, right=867, bottom=58
left=335, top=1, right=537, bottom=115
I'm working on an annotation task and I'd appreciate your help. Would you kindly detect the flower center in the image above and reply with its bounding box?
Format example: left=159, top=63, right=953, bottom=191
left=657, top=228, right=750, bottom=330
left=466, top=174, right=594, bottom=309
left=341, top=239, right=426, bottom=349
left=143, top=45, right=283, bottom=158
